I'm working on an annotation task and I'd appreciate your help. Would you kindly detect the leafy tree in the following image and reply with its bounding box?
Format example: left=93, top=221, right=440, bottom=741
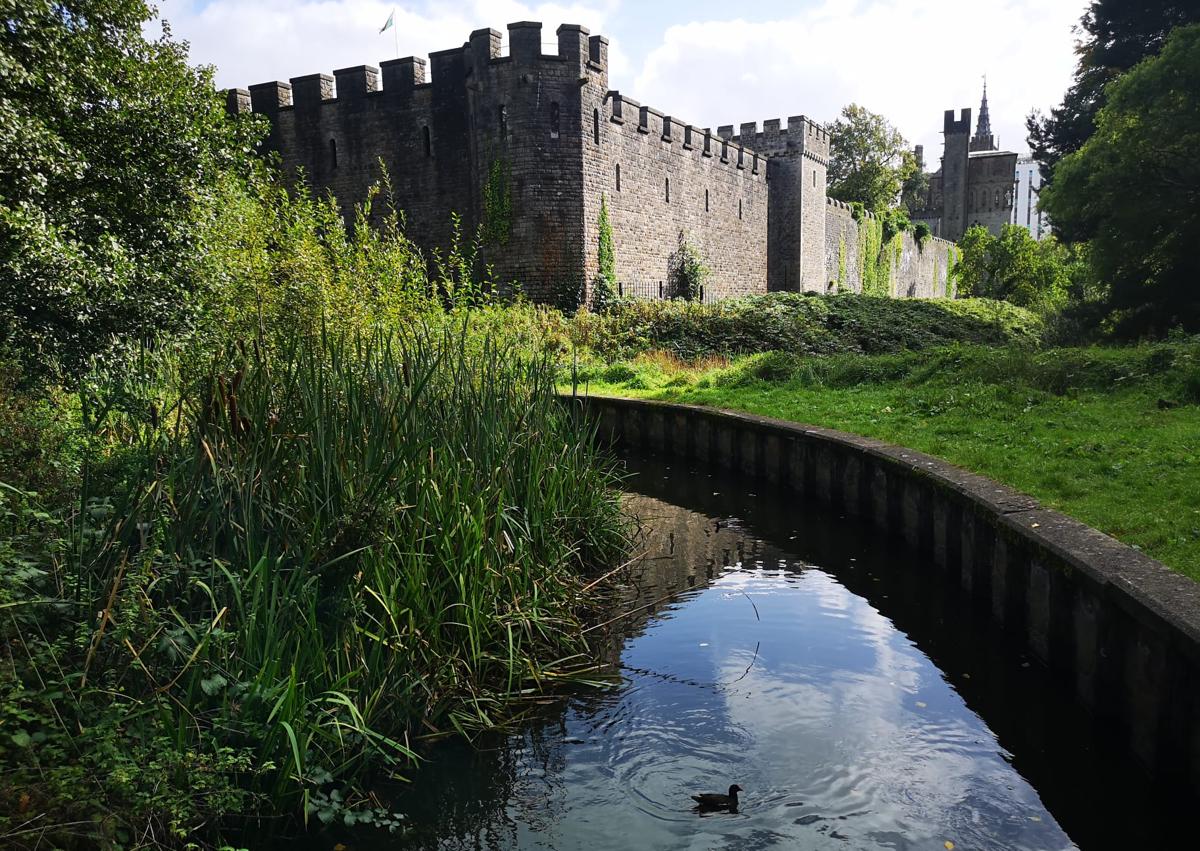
left=1039, top=24, right=1200, bottom=332
left=825, top=104, right=915, bottom=212
left=953, top=224, right=1080, bottom=312
left=1026, top=0, right=1198, bottom=215
left=0, top=0, right=256, bottom=381
left=900, top=152, right=930, bottom=216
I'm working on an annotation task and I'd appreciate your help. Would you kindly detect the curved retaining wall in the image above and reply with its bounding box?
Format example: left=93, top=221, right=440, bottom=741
left=570, top=393, right=1200, bottom=793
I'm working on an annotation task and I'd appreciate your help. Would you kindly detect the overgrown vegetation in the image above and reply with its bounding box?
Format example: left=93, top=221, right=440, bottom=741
left=576, top=339, right=1200, bottom=581
left=953, top=224, right=1090, bottom=314
left=567, top=292, right=1041, bottom=362
left=667, top=233, right=709, bottom=301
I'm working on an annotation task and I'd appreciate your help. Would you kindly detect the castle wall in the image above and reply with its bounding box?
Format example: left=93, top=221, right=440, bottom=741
left=230, top=21, right=962, bottom=309
left=824, top=200, right=952, bottom=298
left=726, top=118, right=830, bottom=292
left=585, top=97, right=769, bottom=301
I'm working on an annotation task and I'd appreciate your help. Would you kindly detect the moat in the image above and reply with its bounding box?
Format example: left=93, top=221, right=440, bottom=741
left=312, top=453, right=1190, bottom=850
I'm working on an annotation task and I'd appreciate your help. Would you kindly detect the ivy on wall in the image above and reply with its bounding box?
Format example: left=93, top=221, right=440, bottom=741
left=593, top=194, right=617, bottom=311
left=837, top=235, right=848, bottom=291
left=481, top=158, right=511, bottom=246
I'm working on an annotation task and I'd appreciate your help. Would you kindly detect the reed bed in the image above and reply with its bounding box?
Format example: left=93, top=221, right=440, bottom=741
left=1, top=321, right=628, bottom=844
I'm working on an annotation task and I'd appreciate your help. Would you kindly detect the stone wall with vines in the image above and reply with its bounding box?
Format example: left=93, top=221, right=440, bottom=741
left=823, top=199, right=953, bottom=298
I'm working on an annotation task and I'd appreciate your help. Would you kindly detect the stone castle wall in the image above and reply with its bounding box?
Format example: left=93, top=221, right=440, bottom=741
left=824, top=200, right=953, bottom=298
left=585, top=98, right=769, bottom=301
left=228, top=21, right=958, bottom=306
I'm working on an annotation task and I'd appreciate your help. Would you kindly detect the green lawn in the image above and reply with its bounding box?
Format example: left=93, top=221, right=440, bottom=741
left=573, top=344, right=1200, bottom=581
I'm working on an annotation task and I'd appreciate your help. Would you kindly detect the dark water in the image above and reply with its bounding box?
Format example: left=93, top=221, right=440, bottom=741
left=314, top=453, right=1189, bottom=850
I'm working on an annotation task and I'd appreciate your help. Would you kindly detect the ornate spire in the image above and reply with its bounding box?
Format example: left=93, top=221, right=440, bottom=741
left=970, top=76, right=996, bottom=151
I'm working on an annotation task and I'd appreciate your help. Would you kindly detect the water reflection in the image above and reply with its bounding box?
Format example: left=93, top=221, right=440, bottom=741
left=312, top=453, right=1189, bottom=850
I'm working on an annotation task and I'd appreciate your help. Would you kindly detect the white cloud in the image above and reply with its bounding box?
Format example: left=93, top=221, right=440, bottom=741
left=626, top=0, right=1084, bottom=156
left=160, top=0, right=1082, bottom=157
left=156, top=0, right=623, bottom=91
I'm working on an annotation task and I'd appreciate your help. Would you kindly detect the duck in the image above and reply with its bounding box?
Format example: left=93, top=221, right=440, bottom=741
left=691, top=784, right=743, bottom=812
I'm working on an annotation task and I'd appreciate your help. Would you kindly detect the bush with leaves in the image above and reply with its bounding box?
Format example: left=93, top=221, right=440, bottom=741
left=0, top=0, right=259, bottom=382
left=952, top=224, right=1085, bottom=313
left=668, top=234, right=709, bottom=301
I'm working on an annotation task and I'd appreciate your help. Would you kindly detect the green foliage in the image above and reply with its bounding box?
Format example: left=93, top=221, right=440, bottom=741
left=200, top=167, right=435, bottom=345
left=593, top=194, right=617, bottom=311
left=953, top=224, right=1084, bottom=313
left=568, top=291, right=1042, bottom=362
left=1026, top=0, right=1199, bottom=206
left=1040, top=24, right=1200, bottom=333
left=0, top=325, right=628, bottom=845
left=0, top=0, right=260, bottom=382
left=913, top=221, right=932, bottom=247
left=481, top=157, right=512, bottom=246
left=901, top=154, right=930, bottom=215
left=825, top=104, right=916, bottom=212
left=668, top=233, right=709, bottom=301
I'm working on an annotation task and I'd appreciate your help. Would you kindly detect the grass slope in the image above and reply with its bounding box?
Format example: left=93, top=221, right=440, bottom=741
left=574, top=343, right=1200, bottom=581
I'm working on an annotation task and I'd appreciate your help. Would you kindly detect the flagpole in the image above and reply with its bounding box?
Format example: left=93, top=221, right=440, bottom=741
left=393, top=8, right=398, bottom=58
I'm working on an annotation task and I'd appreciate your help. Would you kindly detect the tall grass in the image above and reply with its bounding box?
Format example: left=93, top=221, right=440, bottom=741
left=1, top=321, right=628, bottom=845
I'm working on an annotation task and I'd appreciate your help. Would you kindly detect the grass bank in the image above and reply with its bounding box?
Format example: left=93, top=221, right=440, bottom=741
left=574, top=341, right=1200, bottom=581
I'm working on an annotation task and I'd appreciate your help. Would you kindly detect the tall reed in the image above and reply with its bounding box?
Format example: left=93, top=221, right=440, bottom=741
left=11, top=320, right=627, bottom=842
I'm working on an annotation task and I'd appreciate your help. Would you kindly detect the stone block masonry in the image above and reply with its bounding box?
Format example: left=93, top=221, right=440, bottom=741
left=227, top=22, right=957, bottom=305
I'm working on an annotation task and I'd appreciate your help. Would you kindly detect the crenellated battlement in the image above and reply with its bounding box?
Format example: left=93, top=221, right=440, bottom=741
left=721, top=115, right=831, bottom=165
left=944, top=108, right=972, bottom=134
left=229, top=20, right=608, bottom=120
left=604, top=92, right=762, bottom=177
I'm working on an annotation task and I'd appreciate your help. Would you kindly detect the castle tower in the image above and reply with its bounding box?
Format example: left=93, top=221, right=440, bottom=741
left=941, top=107, right=972, bottom=241
left=969, top=79, right=997, bottom=152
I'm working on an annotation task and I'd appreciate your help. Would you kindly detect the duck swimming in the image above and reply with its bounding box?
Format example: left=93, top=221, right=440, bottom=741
left=691, top=784, right=742, bottom=812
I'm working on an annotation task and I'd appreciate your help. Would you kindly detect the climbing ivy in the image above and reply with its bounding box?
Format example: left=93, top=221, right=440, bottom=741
left=837, top=235, right=847, bottom=291
left=913, top=221, right=932, bottom=248
left=593, top=194, right=617, bottom=311
left=858, top=214, right=903, bottom=298
left=481, top=158, right=511, bottom=246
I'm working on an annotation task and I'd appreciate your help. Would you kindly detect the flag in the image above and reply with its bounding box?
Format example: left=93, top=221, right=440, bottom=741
left=379, top=11, right=394, bottom=34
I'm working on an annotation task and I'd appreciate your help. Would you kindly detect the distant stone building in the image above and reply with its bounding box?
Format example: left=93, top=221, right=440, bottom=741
left=226, top=21, right=954, bottom=303
left=1012, top=155, right=1050, bottom=240
left=910, top=83, right=1018, bottom=241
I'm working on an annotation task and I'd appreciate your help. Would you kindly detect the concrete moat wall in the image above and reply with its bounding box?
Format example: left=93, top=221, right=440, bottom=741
left=570, top=394, right=1200, bottom=795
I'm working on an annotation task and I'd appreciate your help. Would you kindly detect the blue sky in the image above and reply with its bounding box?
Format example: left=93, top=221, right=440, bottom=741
left=161, top=0, right=1087, bottom=156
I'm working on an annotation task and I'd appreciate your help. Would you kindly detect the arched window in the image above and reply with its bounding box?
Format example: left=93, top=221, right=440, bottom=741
left=593, top=108, right=600, bottom=144
left=812, top=170, right=817, bottom=187
left=550, top=102, right=560, bottom=139
left=329, top=138, right=338, bottom=170
left=665, top=177, right=670, bottom=203
left=994, top=189, right=1001, bottom=207
left=615, top=163, right=621, bottom=191
left=499, top=104, right=508, bottom=138
left=423, top=126, right=431, bottom=157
